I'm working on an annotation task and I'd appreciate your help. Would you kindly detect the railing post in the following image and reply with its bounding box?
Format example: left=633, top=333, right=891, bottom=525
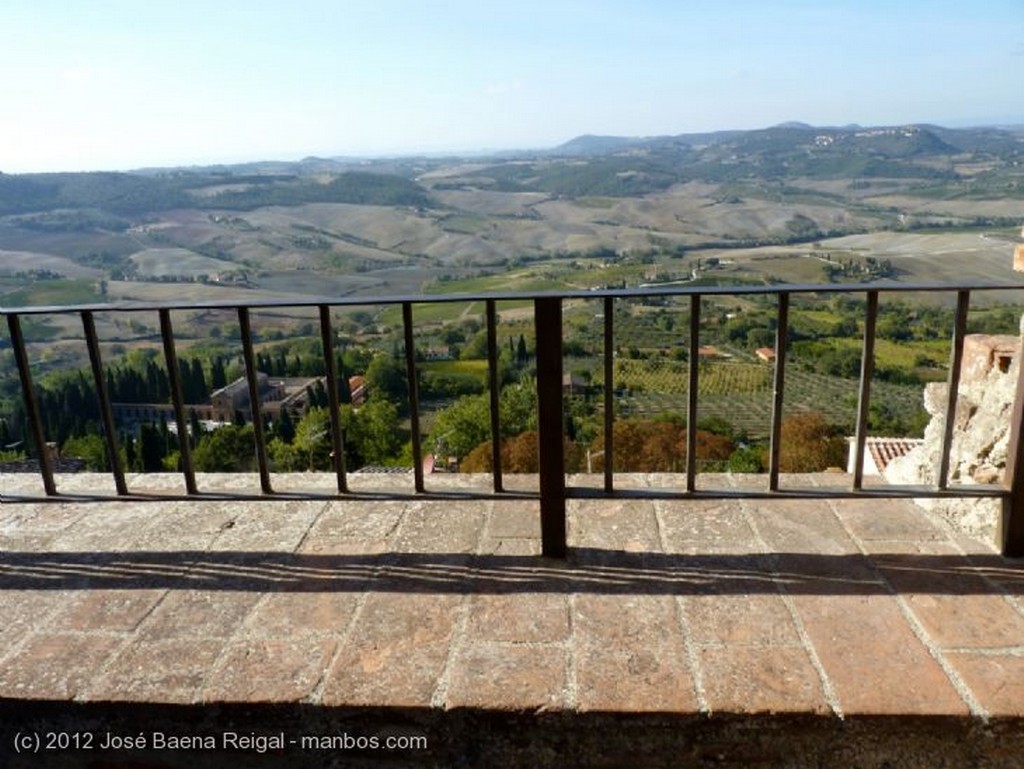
left=686, top=294, right=700, bottom=491
left=535, top=297, right=566, bottom=558
left=159, top=310, right=198, bottom=494
left=603, top=296, right=614, bottom=493
left=767, top=292, right=790, bottom=491
left=1001, top=342, right=1024, bottom=557
left=402, top=302, right=425, bottom=493
left=238, top=308, right=272, bottom=494
left=6, top=313, right=56, bottom=495
left=852, top=291, right=878, bottom=490
left=319, top=305, right=348, bottom=494
left=486, top=299, right=503, bottom=492
left=82, top=311, right=128, bottom=495
left=937, top=291, right=969, bottom=490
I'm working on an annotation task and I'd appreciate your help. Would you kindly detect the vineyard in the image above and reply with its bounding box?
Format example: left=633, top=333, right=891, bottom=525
left=600, top=358, right=773, bottom=396
left=597, top=358, right=924, bottom=439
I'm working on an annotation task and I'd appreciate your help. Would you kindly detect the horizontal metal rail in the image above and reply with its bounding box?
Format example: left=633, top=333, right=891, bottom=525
left=3, top=280, right=1024, bottom=557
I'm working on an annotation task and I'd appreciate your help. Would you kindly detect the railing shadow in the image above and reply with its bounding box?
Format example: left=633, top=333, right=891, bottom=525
left=0, top=548, right=1020, bottom=596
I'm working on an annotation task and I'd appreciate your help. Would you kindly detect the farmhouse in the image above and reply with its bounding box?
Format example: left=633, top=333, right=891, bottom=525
left=754, top=347, right=776, bottom=363
left=846, top=437, right=923, bottom=476
left=112, top=375, right=328, bottom=426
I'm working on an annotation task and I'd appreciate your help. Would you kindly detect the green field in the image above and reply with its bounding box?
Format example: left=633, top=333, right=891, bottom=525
left=600, top=358, right=924, bottom=439
left=2, top=277, right=100, bottom=308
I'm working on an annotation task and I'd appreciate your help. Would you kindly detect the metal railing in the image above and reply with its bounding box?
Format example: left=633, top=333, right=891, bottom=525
left=4, top=281, right=1024, bottom=558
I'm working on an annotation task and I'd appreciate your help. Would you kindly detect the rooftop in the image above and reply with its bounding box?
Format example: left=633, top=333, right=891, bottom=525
left=2, top=472, right=1023, bottom=767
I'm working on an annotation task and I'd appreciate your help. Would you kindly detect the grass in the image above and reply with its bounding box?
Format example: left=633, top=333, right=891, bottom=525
left=420, top=359, right=489, bottom=376
left=3, top=278, right=100, bottom=308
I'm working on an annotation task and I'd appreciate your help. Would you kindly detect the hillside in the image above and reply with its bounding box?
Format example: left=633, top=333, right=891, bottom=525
left=1, top=121, right=1022, bottom=319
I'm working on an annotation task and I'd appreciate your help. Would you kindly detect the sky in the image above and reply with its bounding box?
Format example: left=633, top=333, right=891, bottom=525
left=1, top=0, right=1022, bottom=173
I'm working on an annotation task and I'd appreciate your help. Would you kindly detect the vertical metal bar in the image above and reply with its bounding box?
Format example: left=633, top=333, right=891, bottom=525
left=238, top=307, right=272, bottom=494
left=485, top=299, right=503, bottom=492
left=603, top=296, right=614, bottom=494
left=159, top=310, right=197, bottom=495
left=6, top=313, right=56, bottom=495
left=686, top=294, right=701, bottom=491
left=937, top=291, right=970, bottom=490
left=402, top=302, right=424, bottom=493
left=319, top=305, right=347, bottom=494
left=852, top=291, right=878, bottom=490
left=82, top=311, right=128, bottom=495
left=767, top=292, right=790, bottom=491
left=535, top=297, right=566, bottom=558
left=1000, top=341, right=1024, bottom=557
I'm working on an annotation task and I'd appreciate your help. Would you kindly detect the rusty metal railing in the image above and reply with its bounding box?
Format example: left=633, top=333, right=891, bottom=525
left=3, top=281, right=1024, bottom=557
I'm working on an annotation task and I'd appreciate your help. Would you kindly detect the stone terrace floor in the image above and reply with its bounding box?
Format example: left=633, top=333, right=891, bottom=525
left=1, top=472, right=1023, bottom=768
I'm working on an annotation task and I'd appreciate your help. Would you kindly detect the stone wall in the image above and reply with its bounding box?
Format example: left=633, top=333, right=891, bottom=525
left=885, top=330, right=1021, bottom=540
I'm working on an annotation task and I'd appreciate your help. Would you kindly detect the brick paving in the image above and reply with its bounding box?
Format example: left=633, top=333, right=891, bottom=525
left=1, top=471, right=1023, bottom=726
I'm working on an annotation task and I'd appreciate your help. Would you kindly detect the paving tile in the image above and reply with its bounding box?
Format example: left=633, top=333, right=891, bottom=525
left=46, top=507, right=170, bottom=552
left=699, top=646, right=828, bottom=714
left=488, top=501, right=539, bottom=539
left=570, top=498, right=660, bottom=552
left=0, top=633, right=123, bottom=699
left=241, top=591, right=362, bottom=638
left=792, top=594, right=969, bottom=715
left=465, top=593, right=570, bottom=643
left=683, top=593, right=801, bottom=647
left=137, top=590, right=261, bottom=641
left=945, top=652, right=1024, bottom=716
left=574, top=594, right=697, bottom=712
left=85, top=638, right=226, bottom=704
left=965, top=552, right=1024, bottom=597
left=656, top=499, right=760, bottom=554
left=110, top=501, right=233, bottom=551
left=872, top=549, right=1024, bottom=650
left=769, top=551, right=887, bottom=595
left=321, top=592, right=461, bottom=707
left=391, top=501, right=487, bottom=554
left=47, top=588, right=166, bottom=632
left=204, top=637, right=337, bottom=702
left=830, top=498, right=947, bottom=541
left=296, top=500, right=407, bottom=554
left=477, top=536, right=542, bottom=556
left=206, top=500, right=323, bottom=551
left=0, top=590, right=71, bottom=649
left=899, top=593, right=1024, bottom=650
left=445, top=643, right=567, bottom=710
left=744, top=499, right=860, bottom=555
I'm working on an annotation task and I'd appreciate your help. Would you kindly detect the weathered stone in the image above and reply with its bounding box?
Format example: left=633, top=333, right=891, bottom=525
left=885, top=327, right=1022, bottom=540
left=961, top=334, right=1019, bottom=382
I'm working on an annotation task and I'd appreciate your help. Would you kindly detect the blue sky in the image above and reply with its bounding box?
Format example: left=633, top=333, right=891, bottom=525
left=1, top=0, right=1021, bottom=172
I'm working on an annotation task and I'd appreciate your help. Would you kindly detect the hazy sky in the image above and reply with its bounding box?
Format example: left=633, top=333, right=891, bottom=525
left=2, top=0, right=1021, bottom=172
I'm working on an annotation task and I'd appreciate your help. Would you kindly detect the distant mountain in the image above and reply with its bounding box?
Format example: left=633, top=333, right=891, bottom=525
left=550, top=122, right=1023, bottom=161
left=2, top=122, right=1021, bottom=220
left=551, top=134, right=651, bottom=156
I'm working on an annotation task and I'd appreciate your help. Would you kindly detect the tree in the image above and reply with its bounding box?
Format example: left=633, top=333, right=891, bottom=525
left=62, top=433, right=114, bottom=471
left=428, top=395, right=491, bottom=459
left=353, top=400, right=402, bottom=465
left=190, top=358, right=209, bottom=402
left=293, top=407, right=332, bottom=470
left=192, top=425, right=256, bottom=472
left=274, top=407, right=295, bottom=443
left=365, top=354, right=408, bottom=406
left=336, top=355, right=352, bottom=404
left=460, top=432, right=583, bottom=473
left=211, top=357, right=227, bottom=390
left=778, top=411, right=846, bottom=472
